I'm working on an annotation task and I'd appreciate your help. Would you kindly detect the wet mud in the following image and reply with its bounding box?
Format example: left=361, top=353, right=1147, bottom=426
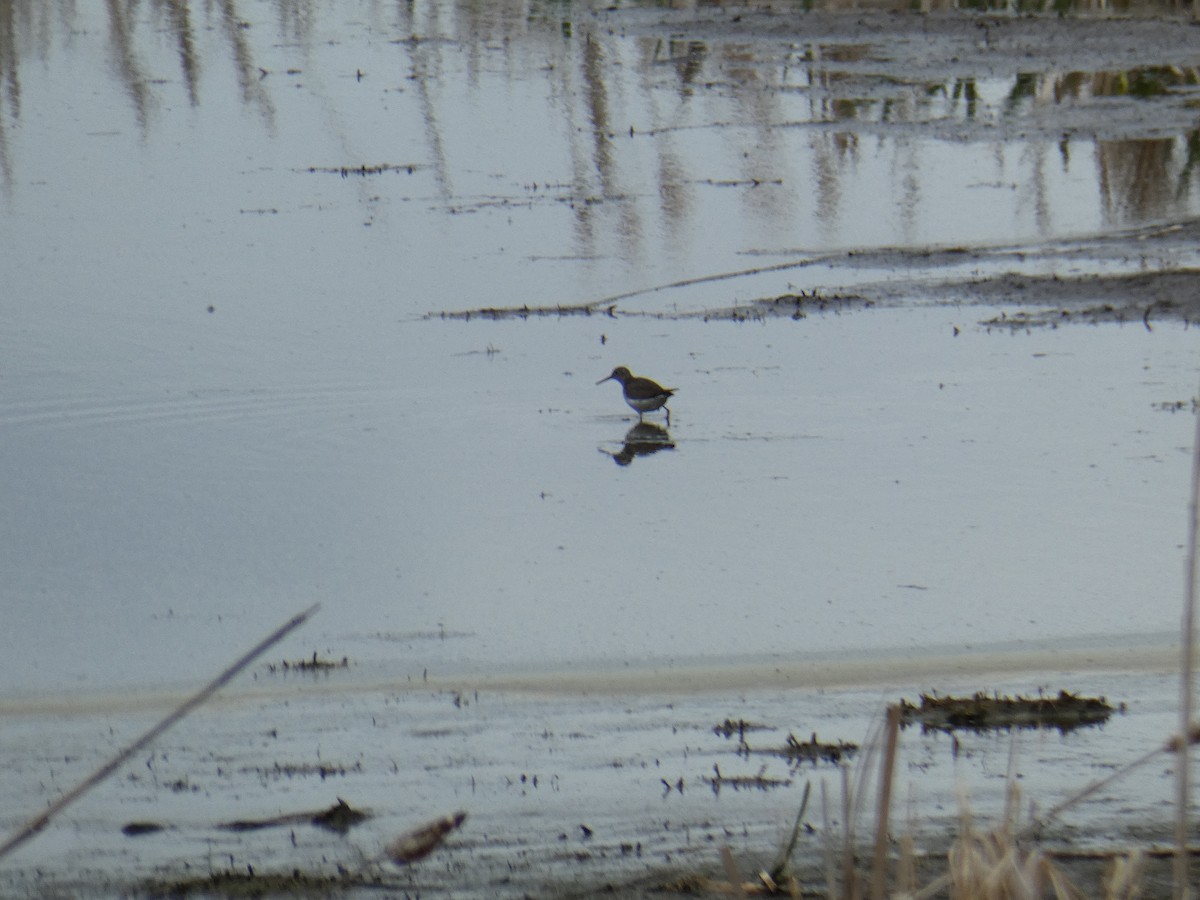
left=443, top=220, right=1200, bottom=326
left=1, top=654, right=1189, bottom=899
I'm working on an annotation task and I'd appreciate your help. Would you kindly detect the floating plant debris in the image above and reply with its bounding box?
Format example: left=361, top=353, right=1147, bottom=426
left=436, top=301, right=609, bottom=321
left=384, top=810, right=468, bottom=865
left=303, top=162, right=418, bottom=176
left=120, top=821, right=166, bottom=837
left=713, top=717, right=771, bottom=740
left=265, top=651, right=349, bottom=674
left=311, top=798, right=371, bottom=834
left=700, top=291, right=874, bottom=322
left=898, top=690, right=1119, bottom=734
left=750, top=732, right=859, bottom=767
left=703, top=763, right=791, bottom=795
left=1154, top=398, right=1200, bottom=413
left=239, top=760, right=363, bottom=781
left=219, top=798, right=370, bottom=834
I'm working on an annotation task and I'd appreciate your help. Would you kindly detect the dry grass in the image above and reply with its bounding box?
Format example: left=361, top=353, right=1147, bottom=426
left=698, top=714, right=1175, bottom=899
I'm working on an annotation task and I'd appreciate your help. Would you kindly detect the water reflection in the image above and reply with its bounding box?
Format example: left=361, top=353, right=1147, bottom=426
left=1, top=1, right=1199, bottom=250
left=602, top=422, right=676, bottom=467
left=0, top=0, right=23, bottom=194
left=2, top=0, right=1199, bottom=720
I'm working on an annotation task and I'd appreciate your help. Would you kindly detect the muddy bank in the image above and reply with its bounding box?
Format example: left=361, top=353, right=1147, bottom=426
left=609, top=4, right=1200, bottom=142
left=829, top=220, right=1200, bottom=327
left=0, top=643, right=1191, bottom=898
left=441, top=218, right=1200, bottom=325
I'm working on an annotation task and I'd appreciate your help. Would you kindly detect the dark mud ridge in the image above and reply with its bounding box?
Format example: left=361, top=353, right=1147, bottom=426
left=435, top=219, right=1200, bottom=327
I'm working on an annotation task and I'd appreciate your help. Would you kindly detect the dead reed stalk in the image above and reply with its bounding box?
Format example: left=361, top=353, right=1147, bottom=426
left=869, top=704, right=901, bottom=900
left=768, top=780, right=812, bottom=885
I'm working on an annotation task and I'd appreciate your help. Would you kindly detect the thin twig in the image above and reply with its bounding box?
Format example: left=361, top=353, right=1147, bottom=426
left=0, top=603, right=321, bottom=861
left=1020, top=742, right=1165, bottom=839
left=584, top=257, right=822, bottom=308
left=769, top=780, right=812, bottom=883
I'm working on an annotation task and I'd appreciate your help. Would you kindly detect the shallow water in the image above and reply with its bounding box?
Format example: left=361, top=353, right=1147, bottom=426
left=2, top=1, right=1200, bottom=893
left=3, top=0, right=1200, bottom=696
left=3, top=306, right=1197, bottom=695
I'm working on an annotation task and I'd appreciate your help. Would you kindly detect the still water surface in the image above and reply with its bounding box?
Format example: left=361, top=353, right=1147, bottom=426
left=1, top=1, right=1199, bottom=695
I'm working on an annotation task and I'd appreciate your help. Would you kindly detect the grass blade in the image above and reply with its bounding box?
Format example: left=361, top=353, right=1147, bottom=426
left=0, top=602, right=320, bottom=861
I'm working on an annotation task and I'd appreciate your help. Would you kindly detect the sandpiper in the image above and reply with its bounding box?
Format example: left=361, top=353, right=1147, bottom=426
left=597, top=366, right=675, bottom=425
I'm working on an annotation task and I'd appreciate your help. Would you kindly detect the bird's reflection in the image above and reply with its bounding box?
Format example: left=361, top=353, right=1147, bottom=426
left=602, top=422, right=675, bottom=466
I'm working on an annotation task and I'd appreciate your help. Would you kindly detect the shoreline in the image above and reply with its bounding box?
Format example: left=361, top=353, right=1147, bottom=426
left=0, top=632, right=1183, bottom=717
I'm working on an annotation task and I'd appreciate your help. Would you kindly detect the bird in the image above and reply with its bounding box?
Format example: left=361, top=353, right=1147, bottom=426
left=596, top=366, right=675, bottom=425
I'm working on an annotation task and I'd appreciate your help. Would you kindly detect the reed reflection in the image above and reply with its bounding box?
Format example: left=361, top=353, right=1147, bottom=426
left=0, top=1, right=14, bottom=196
left=216, top=1, right=275, bottom=129
left=1098, top=138, right=1192, bottom=224
left=0, top=0, right=1197, bottom=245
left=106, top=0, right=153, bottom=132
left=161, top=0, right=200, bottom=108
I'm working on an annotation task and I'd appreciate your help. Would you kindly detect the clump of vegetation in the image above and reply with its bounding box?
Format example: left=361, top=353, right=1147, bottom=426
left=715, top=718, right=859, bottom=766
left=898, top=690, right=1118, bottom=734
left=769, top=732, right=859, bottom=767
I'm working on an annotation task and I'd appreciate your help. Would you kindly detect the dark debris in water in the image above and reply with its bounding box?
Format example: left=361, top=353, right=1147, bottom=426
left=1154, top=398, right=1200, bottom=413
left=715, top=719, right=857, bottom=767
left=122, top=801, right=370, bottom=840
left=898, top=690, right=1120, bottom=734
left=699, top=290, right=874, bottom=322
left=121, top=821, right=168, bottom=837
left=436, top=301, right=612, bottom=320
left=303, top=162, right=418, bottom=176
left=219, top=798, right=370, bottom=835
left=713, top=717, right=771, bottom=740
left=138, top=867, right=392, bottom=898
left=311, top=798, right=371, bottom=834
left=240, top=760, right=364, bottom=782
left=384, top=810, right=468, bottom=865
left=981, top=304, right=1144, bottom=329
left=265, top=651, right=348, bottom=674
left=749, top=731, right=859, bottom=767
left=703, top=763, right=791, bottom=795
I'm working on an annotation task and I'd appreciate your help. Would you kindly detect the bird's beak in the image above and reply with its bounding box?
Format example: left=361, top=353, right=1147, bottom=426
left=596, top=374, right=613, bottom=385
